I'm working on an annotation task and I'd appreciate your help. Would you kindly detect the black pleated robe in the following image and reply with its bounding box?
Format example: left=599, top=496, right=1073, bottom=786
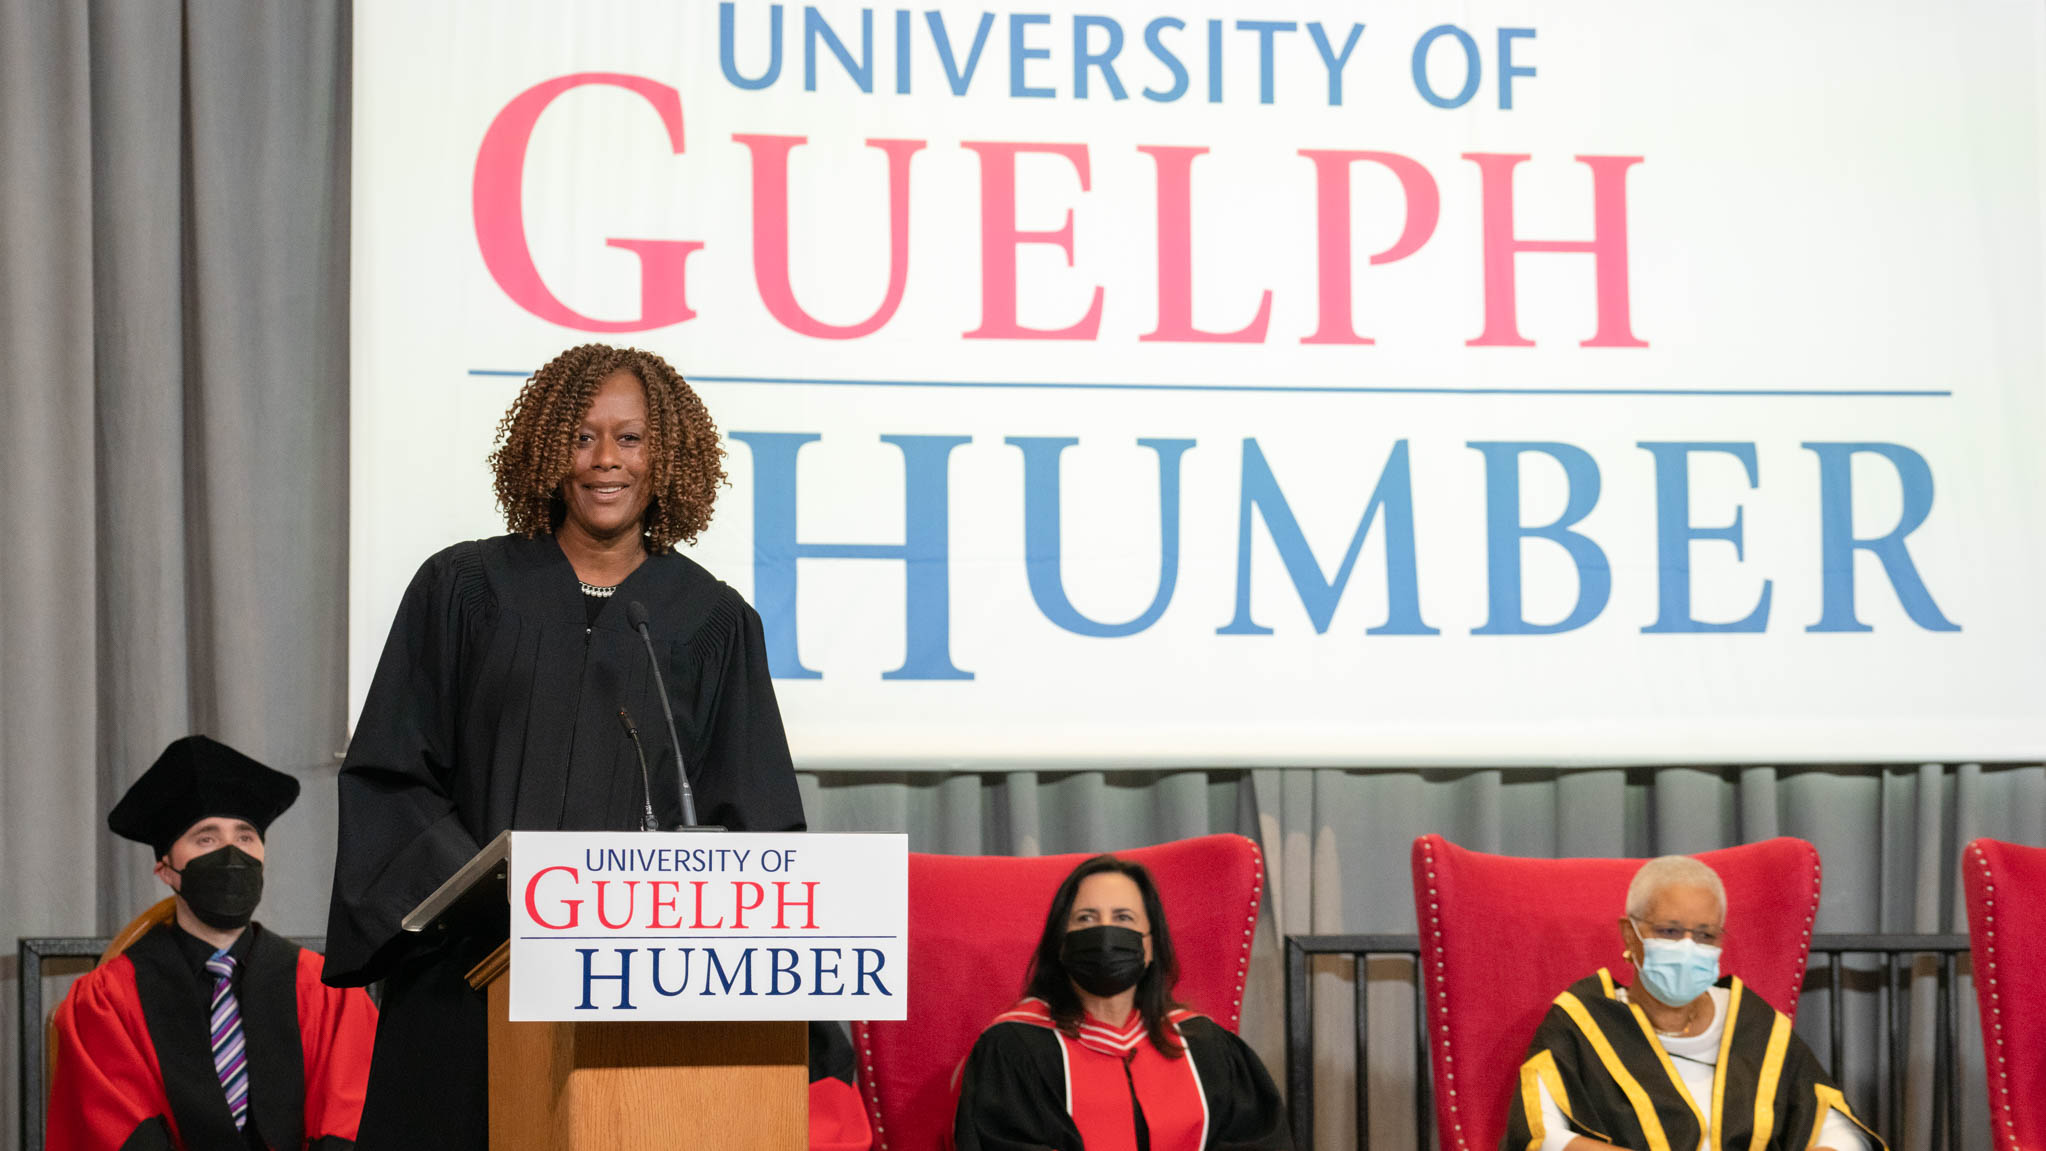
left=322, top=534, right=805, bottom=1151
left=953, top=1001, right=1292, bottom=1151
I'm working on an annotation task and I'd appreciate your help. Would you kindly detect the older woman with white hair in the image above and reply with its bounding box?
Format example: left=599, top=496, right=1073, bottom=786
left=1503, top=855, right=1884, bottom=1151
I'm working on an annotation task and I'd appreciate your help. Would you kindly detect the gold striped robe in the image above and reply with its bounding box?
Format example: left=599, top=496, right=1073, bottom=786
left=1503, top=970, right=1884, bottom=1151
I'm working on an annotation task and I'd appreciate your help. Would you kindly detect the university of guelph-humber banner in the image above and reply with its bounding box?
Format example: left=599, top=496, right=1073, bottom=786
left=350, top=1, right=2046, bottom=768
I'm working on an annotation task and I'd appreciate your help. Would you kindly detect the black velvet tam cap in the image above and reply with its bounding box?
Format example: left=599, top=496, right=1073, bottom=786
left=107, top=735, right=301, bottom=858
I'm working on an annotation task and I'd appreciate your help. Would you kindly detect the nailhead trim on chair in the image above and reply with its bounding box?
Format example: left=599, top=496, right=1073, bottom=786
left=1235, top=836, right=1264, bottom=1027
left=854, top=1018, right=886, bottom=1151
left=1970, top=842, right=2017, bottom=1146
left=1796, top=846, right=1821, bottom=1018
left=1418, top=836, right=1467, bottom=1149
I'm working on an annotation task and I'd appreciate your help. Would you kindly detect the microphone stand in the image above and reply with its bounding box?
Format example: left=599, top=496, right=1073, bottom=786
left=617, top=709, right=659, bottom=832
left=627, top=600, right=700, bottom=829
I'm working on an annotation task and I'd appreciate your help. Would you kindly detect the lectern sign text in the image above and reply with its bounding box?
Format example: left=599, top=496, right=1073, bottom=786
left=507, top=831, right=909, bottom=1022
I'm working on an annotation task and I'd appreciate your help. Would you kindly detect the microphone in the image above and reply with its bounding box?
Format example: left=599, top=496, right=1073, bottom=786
left=626, top=600, right=699, bottom=828
left=617, top=709, right=659, bottom=832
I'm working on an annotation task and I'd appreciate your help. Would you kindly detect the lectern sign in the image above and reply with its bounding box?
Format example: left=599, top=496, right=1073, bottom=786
left=507, top=831, right=908, bottom=1022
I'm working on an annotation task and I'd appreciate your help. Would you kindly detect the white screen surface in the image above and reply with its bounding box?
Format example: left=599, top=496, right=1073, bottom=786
left=351, top=1, right=2046, bottom=767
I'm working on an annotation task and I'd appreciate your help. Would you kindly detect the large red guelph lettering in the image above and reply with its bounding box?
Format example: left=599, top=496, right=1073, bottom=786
left=1138, top=145, right=1272, bottom=344
left=1464, top=153, right=1646, bottom=348
left=1297, top=149, right=1440, bottom=345
left=474, top=73, right=702, bottom=332
left=524, top=865, right=582, bottom=930
left=736, top=134, right=926, bottom=338
left=961, top=141, right=1103, bottom=340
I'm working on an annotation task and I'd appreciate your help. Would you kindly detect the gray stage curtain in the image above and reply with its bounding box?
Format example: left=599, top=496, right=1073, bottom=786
left=801, top=763, right=2046, bottom=1151
left=0, top=2, right=350, bottom=1148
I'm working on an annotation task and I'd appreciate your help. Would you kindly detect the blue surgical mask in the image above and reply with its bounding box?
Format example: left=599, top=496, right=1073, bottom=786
left=1634, top=933, right=1721, bottom=1006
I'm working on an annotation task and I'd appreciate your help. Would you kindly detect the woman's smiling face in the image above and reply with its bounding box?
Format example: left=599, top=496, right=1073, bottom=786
left=558, top=369, right=654, bottom=546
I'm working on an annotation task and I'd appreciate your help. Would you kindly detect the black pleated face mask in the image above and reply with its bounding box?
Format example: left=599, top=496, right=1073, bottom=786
left=1061, top=924, right=1148, bottom=996
left=170, top=844, right=265, bottom=929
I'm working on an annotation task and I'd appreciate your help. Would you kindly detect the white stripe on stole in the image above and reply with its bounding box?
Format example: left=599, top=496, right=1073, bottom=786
left=1076, top=1014, right=1149, bottom=1056
left=1058, top=1028, right=1074, bottom=1118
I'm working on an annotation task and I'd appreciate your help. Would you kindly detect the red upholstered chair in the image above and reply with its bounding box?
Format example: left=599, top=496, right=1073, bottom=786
left=1410, top=834, right=1823, bottom=1151
left=1962, top=838, right=2046, bottom=1150
left=851, top=834, right=1265, bottom=1151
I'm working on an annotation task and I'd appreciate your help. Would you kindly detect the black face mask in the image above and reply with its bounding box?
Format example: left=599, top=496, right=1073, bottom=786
left=1061, top=925, right=1148, bottom=997
left=169, top=844, right=265, bottom=930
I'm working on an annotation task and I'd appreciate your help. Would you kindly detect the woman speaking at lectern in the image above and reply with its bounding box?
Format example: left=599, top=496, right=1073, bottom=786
left=323, top=344, right=808, bottom=1149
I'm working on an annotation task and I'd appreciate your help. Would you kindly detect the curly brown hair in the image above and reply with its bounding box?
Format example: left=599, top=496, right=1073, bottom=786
left=487, top=344, right=726, bottom=551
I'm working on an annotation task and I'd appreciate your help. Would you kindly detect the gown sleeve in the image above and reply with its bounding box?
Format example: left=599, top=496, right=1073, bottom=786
left=295, top=949, right=378, bottom=1147
left=1533, top=1077, right=1584, bottom=1151
left=1816, top=1110, right=1873, bottom=1151
left=46, top=961, right=178, bottom=1151
left=1181, top=1017, right=1292, bottom=1150
left=687, top=597, right=805, bottom=833
left=323, top=548, right=486, bottom=985
left=951, top=1024, right=1084, bottom=1151
left=807, top=1021, right=872, bottom=1151
left=1778, top=1031, right=1887, bottom=1151
left=1497, top=1009, right=1587, bottom=1151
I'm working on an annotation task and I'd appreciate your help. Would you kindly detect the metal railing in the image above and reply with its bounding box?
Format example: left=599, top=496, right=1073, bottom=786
left=1284, top=933, right=1975, bottom=1150
left=1285, top=935, right=1433, bottom=1151
left=1813, top=934, right=1973, bottom=1151
left=17, top=934, right=326, bottom=1151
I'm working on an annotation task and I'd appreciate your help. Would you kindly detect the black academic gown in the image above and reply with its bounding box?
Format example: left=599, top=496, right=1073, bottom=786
left=953, top=1000, right=1292, bottom=1151
left=322, top=534, right=805, bottom=1151
left=1502, top=970, right=1885, bottom=1151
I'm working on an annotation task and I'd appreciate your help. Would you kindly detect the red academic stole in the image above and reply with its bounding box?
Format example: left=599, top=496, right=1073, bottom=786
left=991, top=998, right=1209, bottom=1151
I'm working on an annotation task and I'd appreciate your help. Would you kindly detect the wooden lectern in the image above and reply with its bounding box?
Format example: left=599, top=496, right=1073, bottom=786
left=408, top=832, right=809, bottom=1151
left=464, top=943, right=805, bottom=1150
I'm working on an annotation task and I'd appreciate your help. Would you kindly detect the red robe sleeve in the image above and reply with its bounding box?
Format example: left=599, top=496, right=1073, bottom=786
left=294, top=949, right=378, bottom=1143
left=808, top=1076, right=872, bottom=1151
left=47, top=957, right=181, bottom=1151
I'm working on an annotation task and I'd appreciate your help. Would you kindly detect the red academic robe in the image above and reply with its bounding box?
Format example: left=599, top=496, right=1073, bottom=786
left=808, top=1077, right=871, bottom=1151
left=48, top=924, right=377, bottom=1151
left=952, top=998, right=1291, bottom=1151
left=807, top=1018, right=873, bottom=1151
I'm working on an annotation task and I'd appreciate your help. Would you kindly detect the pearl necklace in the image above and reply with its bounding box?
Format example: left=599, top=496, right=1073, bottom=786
left=580, top=581, right=618, bottom=598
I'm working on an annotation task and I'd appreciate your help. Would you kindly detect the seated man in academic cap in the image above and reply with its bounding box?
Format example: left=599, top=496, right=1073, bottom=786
left=48, top=735, right=378, bottom=1151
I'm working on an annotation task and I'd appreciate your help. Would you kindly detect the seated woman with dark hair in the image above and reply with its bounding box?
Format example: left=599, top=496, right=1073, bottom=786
left=952, top=855, right=1291, bottom=1151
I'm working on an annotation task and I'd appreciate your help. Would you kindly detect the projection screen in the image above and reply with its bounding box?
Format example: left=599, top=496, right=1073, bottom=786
left=351, top=1, right=2046, bottom=767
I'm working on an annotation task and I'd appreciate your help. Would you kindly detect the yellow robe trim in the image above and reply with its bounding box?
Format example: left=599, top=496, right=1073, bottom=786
left=1556, top=989, right=1675, bottom=1151
left=1746, top=1011, right=1795, bottom=1150
left=1807, top=1084, right=1885, bottom=1151
left=1622, top=996, right=1709, bottom=1147
left=1709, top=978, right=1747, bottom=1151
left=1519, top=1047, right=1615, bottom=1149
left=1519, top=1050, right=1555, bottom=1151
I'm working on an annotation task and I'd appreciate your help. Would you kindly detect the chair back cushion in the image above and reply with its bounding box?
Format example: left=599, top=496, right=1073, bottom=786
left=1963, top=837, right=2046, bottom=1151
left=852, top=834, right=1264, bottom=1151
left=1411, top=834, right=1821, bottom=1151
left=100, top=897, right=177, bottom=965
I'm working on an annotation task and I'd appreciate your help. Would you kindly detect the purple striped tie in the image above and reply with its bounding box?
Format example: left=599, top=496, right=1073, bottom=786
left=205, top=954, right=249, bottom=1130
